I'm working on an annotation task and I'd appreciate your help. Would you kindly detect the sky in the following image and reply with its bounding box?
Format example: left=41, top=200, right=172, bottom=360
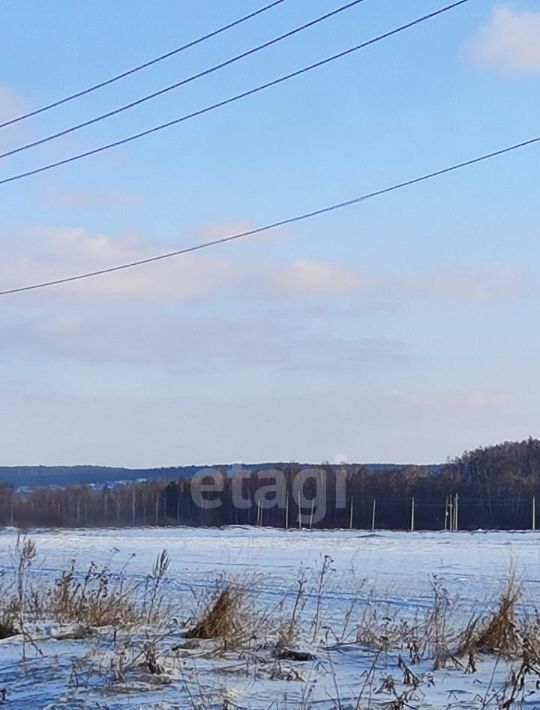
left=0, top=0, right=539, bottom=467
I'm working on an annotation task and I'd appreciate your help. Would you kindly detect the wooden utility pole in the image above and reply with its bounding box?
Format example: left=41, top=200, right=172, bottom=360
left=410, top=497, right=415, bottom=532
left=349, top=497, right=354, bottom=530
left=371, top=499, right=376, bottom=532
left=454, top=493, right=459, bottom=531
left=309, top=498, right=315, bottom=530
left=285, top=493, right=289, bottom=530
left=533, top=496, right=536, bottom=532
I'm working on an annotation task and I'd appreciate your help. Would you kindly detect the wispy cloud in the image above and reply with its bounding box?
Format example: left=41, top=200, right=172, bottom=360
left=271, top=259, right=528, bottom=303
left=0, top=308, right=409, bottom=370
left=395, top=264, right=527, bottom=303
left=0, top=385, right=526, bottom=467
left=0, top=83, right=26, bottom=123
left=0, top=227, right=529, bottom=306
left=470, top=5, right=540, bottom=72
left=0, top=226, right=251, bottom=301
left=42, top=188, right=143, bottom=210
left=271, top=259, right=365, bottom=293
left=401, top=389, right=513, bottom=412
left=0, top=83, right=32, bottom=151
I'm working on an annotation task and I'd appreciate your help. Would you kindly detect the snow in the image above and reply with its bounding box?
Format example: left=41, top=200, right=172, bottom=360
left=0, top=527, right=539, bottom=708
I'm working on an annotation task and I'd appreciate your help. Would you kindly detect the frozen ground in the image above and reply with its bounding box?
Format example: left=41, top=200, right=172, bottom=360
left=0, top=527, right=539, bottom=708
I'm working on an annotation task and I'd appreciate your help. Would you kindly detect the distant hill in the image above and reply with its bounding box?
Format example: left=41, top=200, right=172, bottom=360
left=0, top=465, right=201, bottom=489
left=0, top=462, right=442, bottom=489
left=2, top=439, right=539, bottom=529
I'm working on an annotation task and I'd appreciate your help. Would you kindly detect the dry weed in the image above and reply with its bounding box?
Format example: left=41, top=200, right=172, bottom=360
left=49, top=560, right=139, bottom=627
left=474, top=573, right=522, bottom=655
left=186, top=579, right=255, bottom=648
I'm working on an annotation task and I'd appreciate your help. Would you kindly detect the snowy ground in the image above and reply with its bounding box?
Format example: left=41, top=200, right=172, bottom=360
left=0, top=527, right=539, bottom=708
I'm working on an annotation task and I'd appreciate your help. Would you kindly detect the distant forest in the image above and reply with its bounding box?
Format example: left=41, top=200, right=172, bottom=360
left=2, top=439, right=540, bottom=530
left=0, top=462, right=410, bottom=488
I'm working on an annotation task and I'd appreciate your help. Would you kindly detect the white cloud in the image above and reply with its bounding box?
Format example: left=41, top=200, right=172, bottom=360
left=0, top=226, right=250, bottom=301
left=0, top=83, right=26, bottom=123
left=403, top=389, right=513, bottom=411
left=0, top=226, right=529, bottom=308
left=42, top=187, right=142, bottom=210
left=271, top=259, right=366, bottom=293
left=466, top=389, right=513, bottom=408
left=271, top=258, right=527, bottom=303
left=0, top=308, right=409, bottom=369
left=470, top=5, right=540, bottom=71
left=0, top=83, right=32, bottom=151
left=0, top=385, right=529, bottom=467
left=397, top=264, right=527, bottom=303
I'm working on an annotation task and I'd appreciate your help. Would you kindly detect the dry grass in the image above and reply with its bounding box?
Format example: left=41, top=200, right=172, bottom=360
left=49, top=560, right=140, bottom=627
left=4, top=535, right=540, bottom=709
left=186, top=580, right=251, bottom=648
left=450, top=571, right=523, bottom=666
left=0, top=570, right=19, bottom=639
left=353, top=572, right=525, bottom=673
left=0, top=538, right=173, bottom=637
left=142, top=549, right=170, bottom=623
left=275, top=570, right=307, bottom=651
left=474, top=573, right=522, bottom=655
left=0, top=612, right=17, bottom=639
left=354, top=575, right=458, bottom=670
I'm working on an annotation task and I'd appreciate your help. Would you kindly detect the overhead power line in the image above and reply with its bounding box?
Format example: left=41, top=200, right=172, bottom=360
left=1, top=132, right=538, bottom=297
left=0, top=0, right=370, bottom=161
left=0, top=0, right=471, bottom=187
left=0, top=0, right=286, bottom=130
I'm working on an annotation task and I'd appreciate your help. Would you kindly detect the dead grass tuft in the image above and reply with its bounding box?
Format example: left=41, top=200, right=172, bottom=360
left=186, top=579, right=252, bottom=648
left=473, top=573, right=522, bottom=655
left=1, top=538, right=173, bottom=634
left=0, top=615, right=17, bottom=639
left=48, top=560, right=140, bottom=627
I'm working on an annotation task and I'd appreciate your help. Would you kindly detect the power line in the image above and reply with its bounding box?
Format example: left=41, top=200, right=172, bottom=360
left=0, top=0, right=471, bottom=187
left=1, top=131, right=538, bottom=297
left=0, top=0, right=286, bottom=130
left=0, top=0, right=370, bottom=161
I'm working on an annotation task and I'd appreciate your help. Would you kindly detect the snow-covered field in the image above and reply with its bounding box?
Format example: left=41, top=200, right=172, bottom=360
left=0, top=527, right=539, bottom=708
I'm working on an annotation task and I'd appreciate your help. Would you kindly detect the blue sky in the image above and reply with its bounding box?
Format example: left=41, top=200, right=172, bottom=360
left=0, top=0, right=539, bottom=466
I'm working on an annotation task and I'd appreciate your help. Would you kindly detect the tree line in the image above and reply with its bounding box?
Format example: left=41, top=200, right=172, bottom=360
left=2, top=438, right=540, bottom=530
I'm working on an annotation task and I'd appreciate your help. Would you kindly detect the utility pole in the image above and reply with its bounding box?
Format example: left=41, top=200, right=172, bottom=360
left=349, top=497, right=354, bottom=530
left=533, top=496, right=536, bottom=532
left=410, top=497, right=415, bottom=532
left=371, top=499, right=376, bottom=532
